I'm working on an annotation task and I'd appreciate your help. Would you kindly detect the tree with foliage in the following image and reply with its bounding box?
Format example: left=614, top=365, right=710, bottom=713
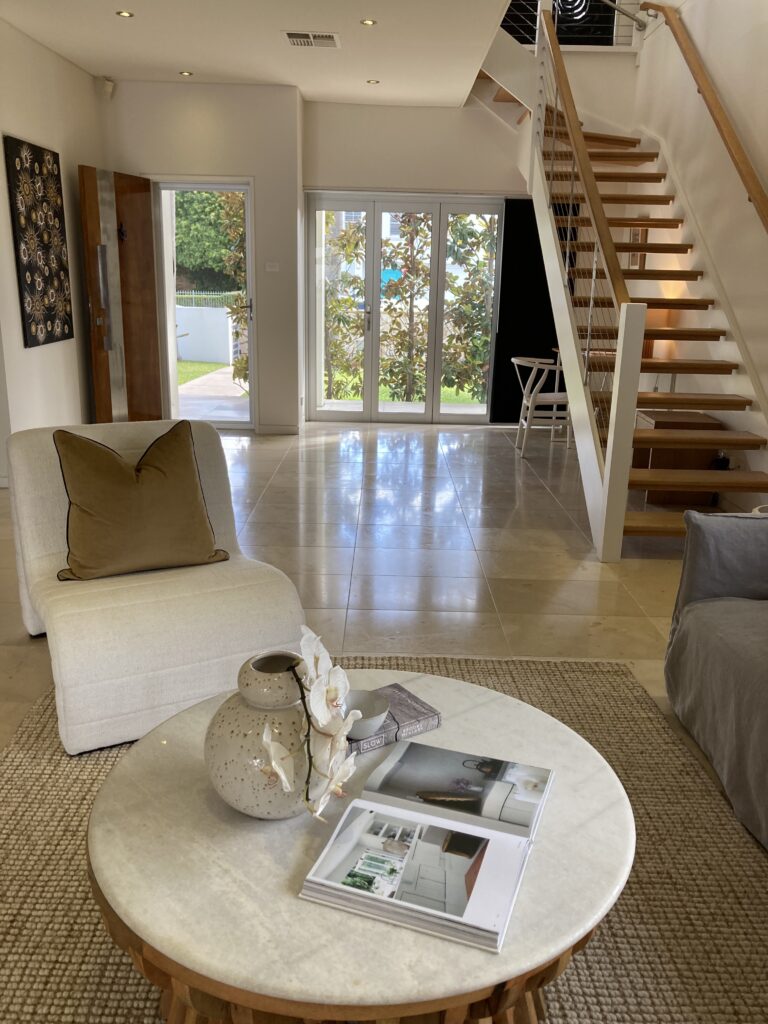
left=379, top=212, right=432, bottom=404
left=321, top=211, right=497, bottom=408
left=217, top=192, right=249, bottom=391
left=174, top=191, right=238, bottom=290
left=440, top=214, right=497, bottom=403
left=173, top=190, right=249, bottom=389
left=322, top=212, right=366, bottom=400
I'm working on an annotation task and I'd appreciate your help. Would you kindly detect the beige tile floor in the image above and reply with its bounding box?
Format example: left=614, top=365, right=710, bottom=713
left=0, top=423, right=694, bottom=758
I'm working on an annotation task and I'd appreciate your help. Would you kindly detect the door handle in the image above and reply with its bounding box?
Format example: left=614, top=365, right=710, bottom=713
left=95, top=244, right=112, bottom=351
left=96, top=244, right=109, bottom=307
left=365, top=305, right=372, bottom=332
left=232, top=297, right=253, bottom=321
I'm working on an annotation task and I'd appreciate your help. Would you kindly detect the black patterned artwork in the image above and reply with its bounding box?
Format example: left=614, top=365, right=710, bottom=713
left=3, top=135, right=72, bottom=347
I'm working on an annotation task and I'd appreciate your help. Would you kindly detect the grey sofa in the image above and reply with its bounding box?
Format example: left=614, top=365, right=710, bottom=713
left=666, top=511, right=768, bottom=849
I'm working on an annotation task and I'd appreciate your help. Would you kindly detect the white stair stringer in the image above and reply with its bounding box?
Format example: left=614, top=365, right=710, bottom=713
left=530, top=149, right=646, bottom=561
left=469, top=80, right=527, bottom=132
left=530, top=150, right=605, bottom=546
left=481, top=27, right=537, bottom=111
left=469, top=80, right=532, bottom=188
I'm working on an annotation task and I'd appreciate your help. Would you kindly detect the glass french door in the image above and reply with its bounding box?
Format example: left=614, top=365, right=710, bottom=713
left=159, top=183, right=255, bottom=428
left=307, top=193, right=503, bottom=423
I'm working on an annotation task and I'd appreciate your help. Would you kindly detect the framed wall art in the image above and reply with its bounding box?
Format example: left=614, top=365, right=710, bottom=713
left=3, top=135, right=73, bottom=347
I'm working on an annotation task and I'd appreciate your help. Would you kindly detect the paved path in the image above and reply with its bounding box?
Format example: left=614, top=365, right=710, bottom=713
left=178, top=366, right=249, bottom=422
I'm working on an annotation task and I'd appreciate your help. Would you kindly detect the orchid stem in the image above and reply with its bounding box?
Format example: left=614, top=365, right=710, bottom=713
left=290, top=664, right=314, bottom=804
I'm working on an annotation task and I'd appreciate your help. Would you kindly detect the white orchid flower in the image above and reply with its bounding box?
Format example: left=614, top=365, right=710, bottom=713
left=299, top=625, right=333, bottom=685
left=308, top=750, right=357, bottom=819
left=309, top=718, right=350, bottom=777
left=261, top=721, right=295, bottom=793
left=308, top=664, right=352, bottom=729
left=328, top=750, right=357, bottom=794
left=308, top=785, right=333, bottom=820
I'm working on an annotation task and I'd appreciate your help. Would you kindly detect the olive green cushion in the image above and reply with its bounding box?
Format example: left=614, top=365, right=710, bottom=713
left=54, top=420, right=228, bottom=581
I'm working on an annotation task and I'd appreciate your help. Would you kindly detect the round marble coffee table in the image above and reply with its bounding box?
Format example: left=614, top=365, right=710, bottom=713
left=87, top=670, right=635, bottom=1024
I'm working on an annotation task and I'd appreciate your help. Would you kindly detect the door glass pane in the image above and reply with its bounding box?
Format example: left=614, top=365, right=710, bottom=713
left=173, top=190, right=251, bottom=424
left=378, top=210, right=432, bottom=416
left=315, top=209, right=366, bottom=414
left=440, top=212, right=499, bottom=417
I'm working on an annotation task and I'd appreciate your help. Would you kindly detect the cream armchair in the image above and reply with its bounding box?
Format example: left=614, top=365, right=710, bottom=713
left=7, top=420, right=305, bottom=754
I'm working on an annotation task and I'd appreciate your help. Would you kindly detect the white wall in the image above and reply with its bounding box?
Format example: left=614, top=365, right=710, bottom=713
left=304, top=101, right=528, bottom=194
left=103, top=82, right=303, bottom=432
left=175, top=306, right=231, bottom=364
left=634, top=0, right=768, bottom=501
left=563, top=50, right=639, bottom=131
left=0, top=18, right=105, bottom=483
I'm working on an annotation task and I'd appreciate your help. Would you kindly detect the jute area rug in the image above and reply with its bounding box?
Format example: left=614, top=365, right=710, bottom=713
left=1, top=657, right=766, bottom=1024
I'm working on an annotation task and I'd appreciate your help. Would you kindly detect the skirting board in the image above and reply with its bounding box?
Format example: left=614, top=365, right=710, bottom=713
left=258, top=424, right=299, bottom=435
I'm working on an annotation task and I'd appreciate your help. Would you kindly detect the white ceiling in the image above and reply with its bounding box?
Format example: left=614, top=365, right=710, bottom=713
left=0, top=0, right=509, bottom=106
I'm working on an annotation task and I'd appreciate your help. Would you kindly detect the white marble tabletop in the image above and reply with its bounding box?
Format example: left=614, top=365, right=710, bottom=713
left=88, top=670, right=635, bottom=1007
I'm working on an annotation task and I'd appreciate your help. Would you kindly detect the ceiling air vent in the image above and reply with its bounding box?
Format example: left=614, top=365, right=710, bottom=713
left=284, top=31, right=341, bottom=48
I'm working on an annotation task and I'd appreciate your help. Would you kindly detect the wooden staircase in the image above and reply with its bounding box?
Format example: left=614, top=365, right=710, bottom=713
left=546, top=126, right=768, bottom=538
left=475, top=60, right=768, bottom=546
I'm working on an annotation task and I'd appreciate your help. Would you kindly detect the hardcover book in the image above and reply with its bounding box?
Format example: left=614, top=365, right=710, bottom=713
left=347, top=683, right=441, bottom=755
left=301, top=740, right=553, bottom=952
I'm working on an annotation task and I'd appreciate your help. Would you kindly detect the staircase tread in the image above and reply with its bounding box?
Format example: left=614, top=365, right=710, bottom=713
left=494, top=87, right=521, bottom=103
left=644, top=327, right=725, bottom=338
left=544, top=128, right=641, bottom=148
left=563, top=242, right=693, bottom=252
left=589, top=150, right=658, bottom=159
left=579, top=327, right=726, bottom=340
left=629, top=469, right=768, bottom=491
left=548, top=171, right=667, bottom=182
left=552, top=149, right=659, bottom=160
left=587, top=355, right=738, bottom=374
left=551, top=193, right=676, bottom=204
left=593, top=392, right=753, bottom=410
left=569, top=268, right=704, bottom=281
left=572, top=296, right=714, bottom=309
left=554, top=216, right=684, bottom=228
left=624, top=269, right=703, bottom=280
left=632, top=429, right=767, bottom=449
left=623, top=509, right=703, bottom=536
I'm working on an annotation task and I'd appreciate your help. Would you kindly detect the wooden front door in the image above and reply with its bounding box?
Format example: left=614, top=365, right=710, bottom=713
left=78, top=166, right=163, bottom=422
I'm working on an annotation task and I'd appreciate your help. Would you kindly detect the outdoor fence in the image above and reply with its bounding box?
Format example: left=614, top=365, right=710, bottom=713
left=175, top=290, right=241, bottom=309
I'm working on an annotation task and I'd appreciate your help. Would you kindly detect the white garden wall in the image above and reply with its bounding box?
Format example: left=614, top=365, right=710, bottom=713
left=175, top=307, right=231, bottom=364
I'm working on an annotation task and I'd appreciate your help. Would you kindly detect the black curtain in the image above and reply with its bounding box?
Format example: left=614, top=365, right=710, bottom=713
left=490, top=198, right=558, bottom=424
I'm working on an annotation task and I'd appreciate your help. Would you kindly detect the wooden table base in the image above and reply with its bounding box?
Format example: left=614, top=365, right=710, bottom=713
left=90, top=866, right=593, bottom=1024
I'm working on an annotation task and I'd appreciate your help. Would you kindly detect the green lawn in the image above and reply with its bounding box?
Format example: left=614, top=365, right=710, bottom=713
left=177, top=360, right=227, bottom=387
left=439, top=386, right=481, bottom=406
left=376, top=385, right=482, bottom=406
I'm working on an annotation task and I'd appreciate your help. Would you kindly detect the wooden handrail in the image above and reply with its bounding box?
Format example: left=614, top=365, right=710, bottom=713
left=540, top=11, right=631, bottom=307
left=641, top=2, right=768, bottom=232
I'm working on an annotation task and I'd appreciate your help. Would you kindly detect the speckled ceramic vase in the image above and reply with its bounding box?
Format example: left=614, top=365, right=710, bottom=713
left=204, top=651, right=309, bottom=820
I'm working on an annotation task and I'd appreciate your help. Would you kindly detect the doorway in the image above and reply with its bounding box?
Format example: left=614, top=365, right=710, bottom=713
left=158, top=183, right=254, bottom=427
left=306, top=193, right=504, bottom=424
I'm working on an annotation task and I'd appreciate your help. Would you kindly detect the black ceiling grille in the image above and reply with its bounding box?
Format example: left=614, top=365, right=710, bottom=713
left=502, top=1, right=616, bottom=46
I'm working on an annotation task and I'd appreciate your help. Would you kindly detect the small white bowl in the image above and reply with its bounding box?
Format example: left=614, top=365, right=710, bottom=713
left=345, top=688, right=390, bottom=740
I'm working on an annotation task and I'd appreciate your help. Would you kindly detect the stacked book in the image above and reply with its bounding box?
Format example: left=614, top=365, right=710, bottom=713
left=302, top=738, right=553, bottom=951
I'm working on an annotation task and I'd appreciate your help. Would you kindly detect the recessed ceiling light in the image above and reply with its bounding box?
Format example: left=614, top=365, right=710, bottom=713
left=366, top=79, right=380, bottom=85
left=115, top=10, right=134, bottom=17
left=179, top=70, right=194, bottom=77
left=360, top=19, right=377, bottom=26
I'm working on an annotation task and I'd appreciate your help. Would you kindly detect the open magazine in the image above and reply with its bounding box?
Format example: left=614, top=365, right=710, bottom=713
left=300, top=741, right=553, bottom=952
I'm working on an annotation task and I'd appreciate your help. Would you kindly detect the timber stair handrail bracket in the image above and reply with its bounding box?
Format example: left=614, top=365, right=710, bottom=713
left=641, top=2, right=768, bottom=232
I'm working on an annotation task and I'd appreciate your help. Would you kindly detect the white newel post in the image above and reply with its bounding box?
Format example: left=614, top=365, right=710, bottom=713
left=599, top=302, right=647, bottom=562
left=529, top=0, right=554, bottom=187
